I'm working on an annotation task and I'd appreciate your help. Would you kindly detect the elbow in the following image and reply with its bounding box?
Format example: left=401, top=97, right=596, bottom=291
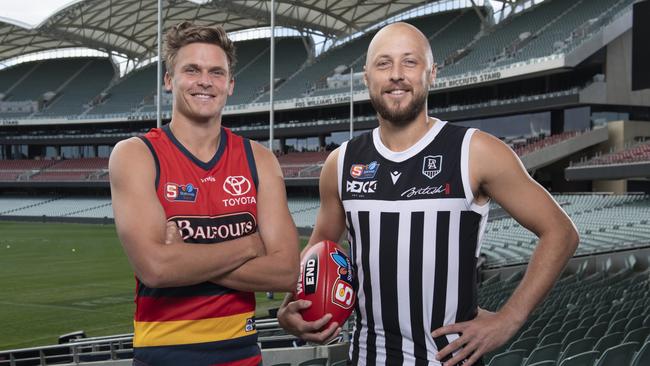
left=275, top=256, right=300, bottom=292
left=136, top=255, right=175, bottom=288
left=568, top=226, right=580, bottom=253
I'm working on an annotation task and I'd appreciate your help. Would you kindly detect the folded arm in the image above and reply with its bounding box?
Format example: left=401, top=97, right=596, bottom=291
left=209, top=142, right=300, bottom=292
left=110, top=137, right=263, bottom=288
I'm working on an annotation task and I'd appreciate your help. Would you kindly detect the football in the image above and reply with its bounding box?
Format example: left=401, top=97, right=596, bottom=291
left=295, top=240, right=355, bottom=328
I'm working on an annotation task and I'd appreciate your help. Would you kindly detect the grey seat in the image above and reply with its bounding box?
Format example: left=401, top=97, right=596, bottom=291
left=631, top=341, right=650, bottom=366
left=558, top=351, right=599, bottom=366
left=559, top=337, right=597, bottom=363
left=524, top=343, right=561, bottom=366
left=488, top=349, right=526, bottom=366
left=594, top=342, right=639, bottom=366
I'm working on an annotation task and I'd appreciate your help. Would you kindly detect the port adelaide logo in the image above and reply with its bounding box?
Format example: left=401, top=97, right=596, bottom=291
left=422, top=155, right=443, bottom=179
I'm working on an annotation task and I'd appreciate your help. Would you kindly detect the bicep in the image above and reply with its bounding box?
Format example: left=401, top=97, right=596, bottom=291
left=252, top=144, right=299, bottom=257
left=473, top=133, right=569, bottom=236
left=309, top=149, right=346, bottom=246
left=109, top=140, right=167, bottom=273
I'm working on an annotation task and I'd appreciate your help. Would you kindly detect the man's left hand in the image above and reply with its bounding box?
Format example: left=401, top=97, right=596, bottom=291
left=431, top=308, right=521, bottom=366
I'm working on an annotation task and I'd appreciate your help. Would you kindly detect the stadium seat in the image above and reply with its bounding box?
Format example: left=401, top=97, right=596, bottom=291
left=561, top=327, right=589, bottom=351
left=594, top=342, right=639, bottom=366
left=576, top=315, right=597, bottom=329
left=626, top=315, right=646, bottom=332
left=298, top=358, right=328, bottom=366
left=594, top=331, right=624, bottom=354
left=631, top=341, right=650, bottom=366
left=585, top=323, right=608, bottom=339
left=559, top=338, right=597, bottom=363
left=558, top=351, right=599, bottom=366
left=624, top=327, right=650, bottom=344
left=488, top=349, right=526, bottom=366
left=606, top=318, right=628, bottom=334
left=523, top=343, right=561, bottom=366
left=559, top=318, right=580, bottom=333
left=526, top=362, right=555, bottom=366
left=518, top=327, right=542, bottom=341
left=508, top=336, right=538, bottom=355
left=330, top=360, right=348, bottom=366
left=538, top=331, right=563, bottom=347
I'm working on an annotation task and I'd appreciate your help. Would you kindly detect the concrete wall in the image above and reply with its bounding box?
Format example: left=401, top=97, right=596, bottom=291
left=606, top=30, right=650, bottom=106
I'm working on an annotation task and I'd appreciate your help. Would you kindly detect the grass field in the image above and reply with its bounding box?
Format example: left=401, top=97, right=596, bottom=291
left=0, top=221, right=303, bottom=350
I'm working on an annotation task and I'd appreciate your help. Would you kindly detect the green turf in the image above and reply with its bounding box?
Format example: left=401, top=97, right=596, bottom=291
left=0, top=221, right=308, bottom=350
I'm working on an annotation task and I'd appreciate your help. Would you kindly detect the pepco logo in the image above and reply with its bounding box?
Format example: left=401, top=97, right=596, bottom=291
left=223, top=176, right=251, bottom=196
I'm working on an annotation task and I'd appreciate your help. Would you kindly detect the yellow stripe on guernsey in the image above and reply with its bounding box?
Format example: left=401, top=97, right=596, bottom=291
left=133, top=311, right=256, bottom=347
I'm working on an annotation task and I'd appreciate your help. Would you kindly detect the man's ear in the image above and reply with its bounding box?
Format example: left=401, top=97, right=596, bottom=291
left=164, top=72, right=173, bottom=92
left=363, top=65, right=368, bottom=87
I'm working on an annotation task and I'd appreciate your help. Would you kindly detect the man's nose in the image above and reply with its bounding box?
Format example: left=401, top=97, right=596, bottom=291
left=197, top=71, right=212, bottom=87
left=389, top=64, right=404, bottom=81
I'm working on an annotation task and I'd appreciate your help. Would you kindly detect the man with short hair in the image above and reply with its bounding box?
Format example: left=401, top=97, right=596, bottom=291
left=110, top=22, right=299, bottom=365
left=278, top=22, right=578, bottom=366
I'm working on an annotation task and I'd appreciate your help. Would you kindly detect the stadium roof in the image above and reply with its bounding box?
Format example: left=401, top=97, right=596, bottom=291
left=0, top=0, right=530, bottom=64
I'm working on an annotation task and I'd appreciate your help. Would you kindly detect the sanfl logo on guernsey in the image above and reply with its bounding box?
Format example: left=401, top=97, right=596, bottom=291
left=223, top=176, right=251, bottom=196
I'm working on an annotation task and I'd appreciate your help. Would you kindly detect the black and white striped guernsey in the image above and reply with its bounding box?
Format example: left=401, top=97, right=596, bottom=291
left=337, top=119, right=489, bottom=366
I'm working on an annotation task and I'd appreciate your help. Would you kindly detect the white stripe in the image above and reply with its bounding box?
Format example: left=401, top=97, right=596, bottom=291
left=423, top=210, right=437, bottom=358
left=444, top=210, right=461, bottom=347
left=460, top=128, right=490, bottom=215
left=349, top=210, right=369, bottom=365
left=373, top=119, right=447, bottom=162
left=344, top=198, right=468, bottom=213
left=397, top=211, right=413, bottom=359
left=368, top=209, right=386, bottom=365
left=337, top=142, right=348, bottom=199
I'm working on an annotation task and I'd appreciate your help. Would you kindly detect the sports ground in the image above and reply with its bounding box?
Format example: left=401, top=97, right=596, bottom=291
left=0, top=221, right=296, bottom=350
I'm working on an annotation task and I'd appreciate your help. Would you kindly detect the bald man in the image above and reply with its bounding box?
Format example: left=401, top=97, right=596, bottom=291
left=278, top=22, right=578, bottom=366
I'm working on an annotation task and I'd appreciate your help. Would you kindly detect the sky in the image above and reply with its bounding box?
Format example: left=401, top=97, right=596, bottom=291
left=0, top=0, right=80, bottom=28
left=0, top=0, right=512, bottom=29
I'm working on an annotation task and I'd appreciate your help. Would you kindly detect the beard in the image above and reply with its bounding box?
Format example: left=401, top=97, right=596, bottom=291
left=369, top=85, right=428, bottom=127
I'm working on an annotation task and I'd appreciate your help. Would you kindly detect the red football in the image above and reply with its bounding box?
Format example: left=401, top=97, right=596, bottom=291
left=295, top=240, right=355, bottom=328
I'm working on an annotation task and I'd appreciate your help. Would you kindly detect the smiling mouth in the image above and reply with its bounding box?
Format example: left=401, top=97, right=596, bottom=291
left=190, top=92, right=215, bottom=99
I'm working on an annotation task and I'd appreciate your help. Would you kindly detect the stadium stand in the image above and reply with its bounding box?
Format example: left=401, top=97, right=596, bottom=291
left=572, top=140, right=650, bottom=166
left=86, top=64, right=157, bottom=116
left=1, top=0, right=649, bottom=364
left=36, top=58, right=114, bottom=117
left=481, top=194, right=650, bottom=266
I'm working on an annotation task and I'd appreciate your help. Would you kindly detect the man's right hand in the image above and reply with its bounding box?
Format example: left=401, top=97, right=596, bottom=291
left=277, top=294, right=341, bottom=344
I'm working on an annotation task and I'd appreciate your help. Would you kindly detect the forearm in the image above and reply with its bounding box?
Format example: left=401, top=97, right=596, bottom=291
left=498, top=229, right=578, bottom=325
left=212, top=252, right=299, bottom=292
left=135, top=234, right=260, bottom=288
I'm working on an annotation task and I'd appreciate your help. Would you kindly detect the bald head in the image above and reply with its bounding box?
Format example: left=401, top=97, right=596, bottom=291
left=366, top=22, right=434, bottom=69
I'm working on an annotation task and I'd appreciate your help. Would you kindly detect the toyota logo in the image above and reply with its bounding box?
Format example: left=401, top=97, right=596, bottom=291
left=223, top=176, right=251, bottom=196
